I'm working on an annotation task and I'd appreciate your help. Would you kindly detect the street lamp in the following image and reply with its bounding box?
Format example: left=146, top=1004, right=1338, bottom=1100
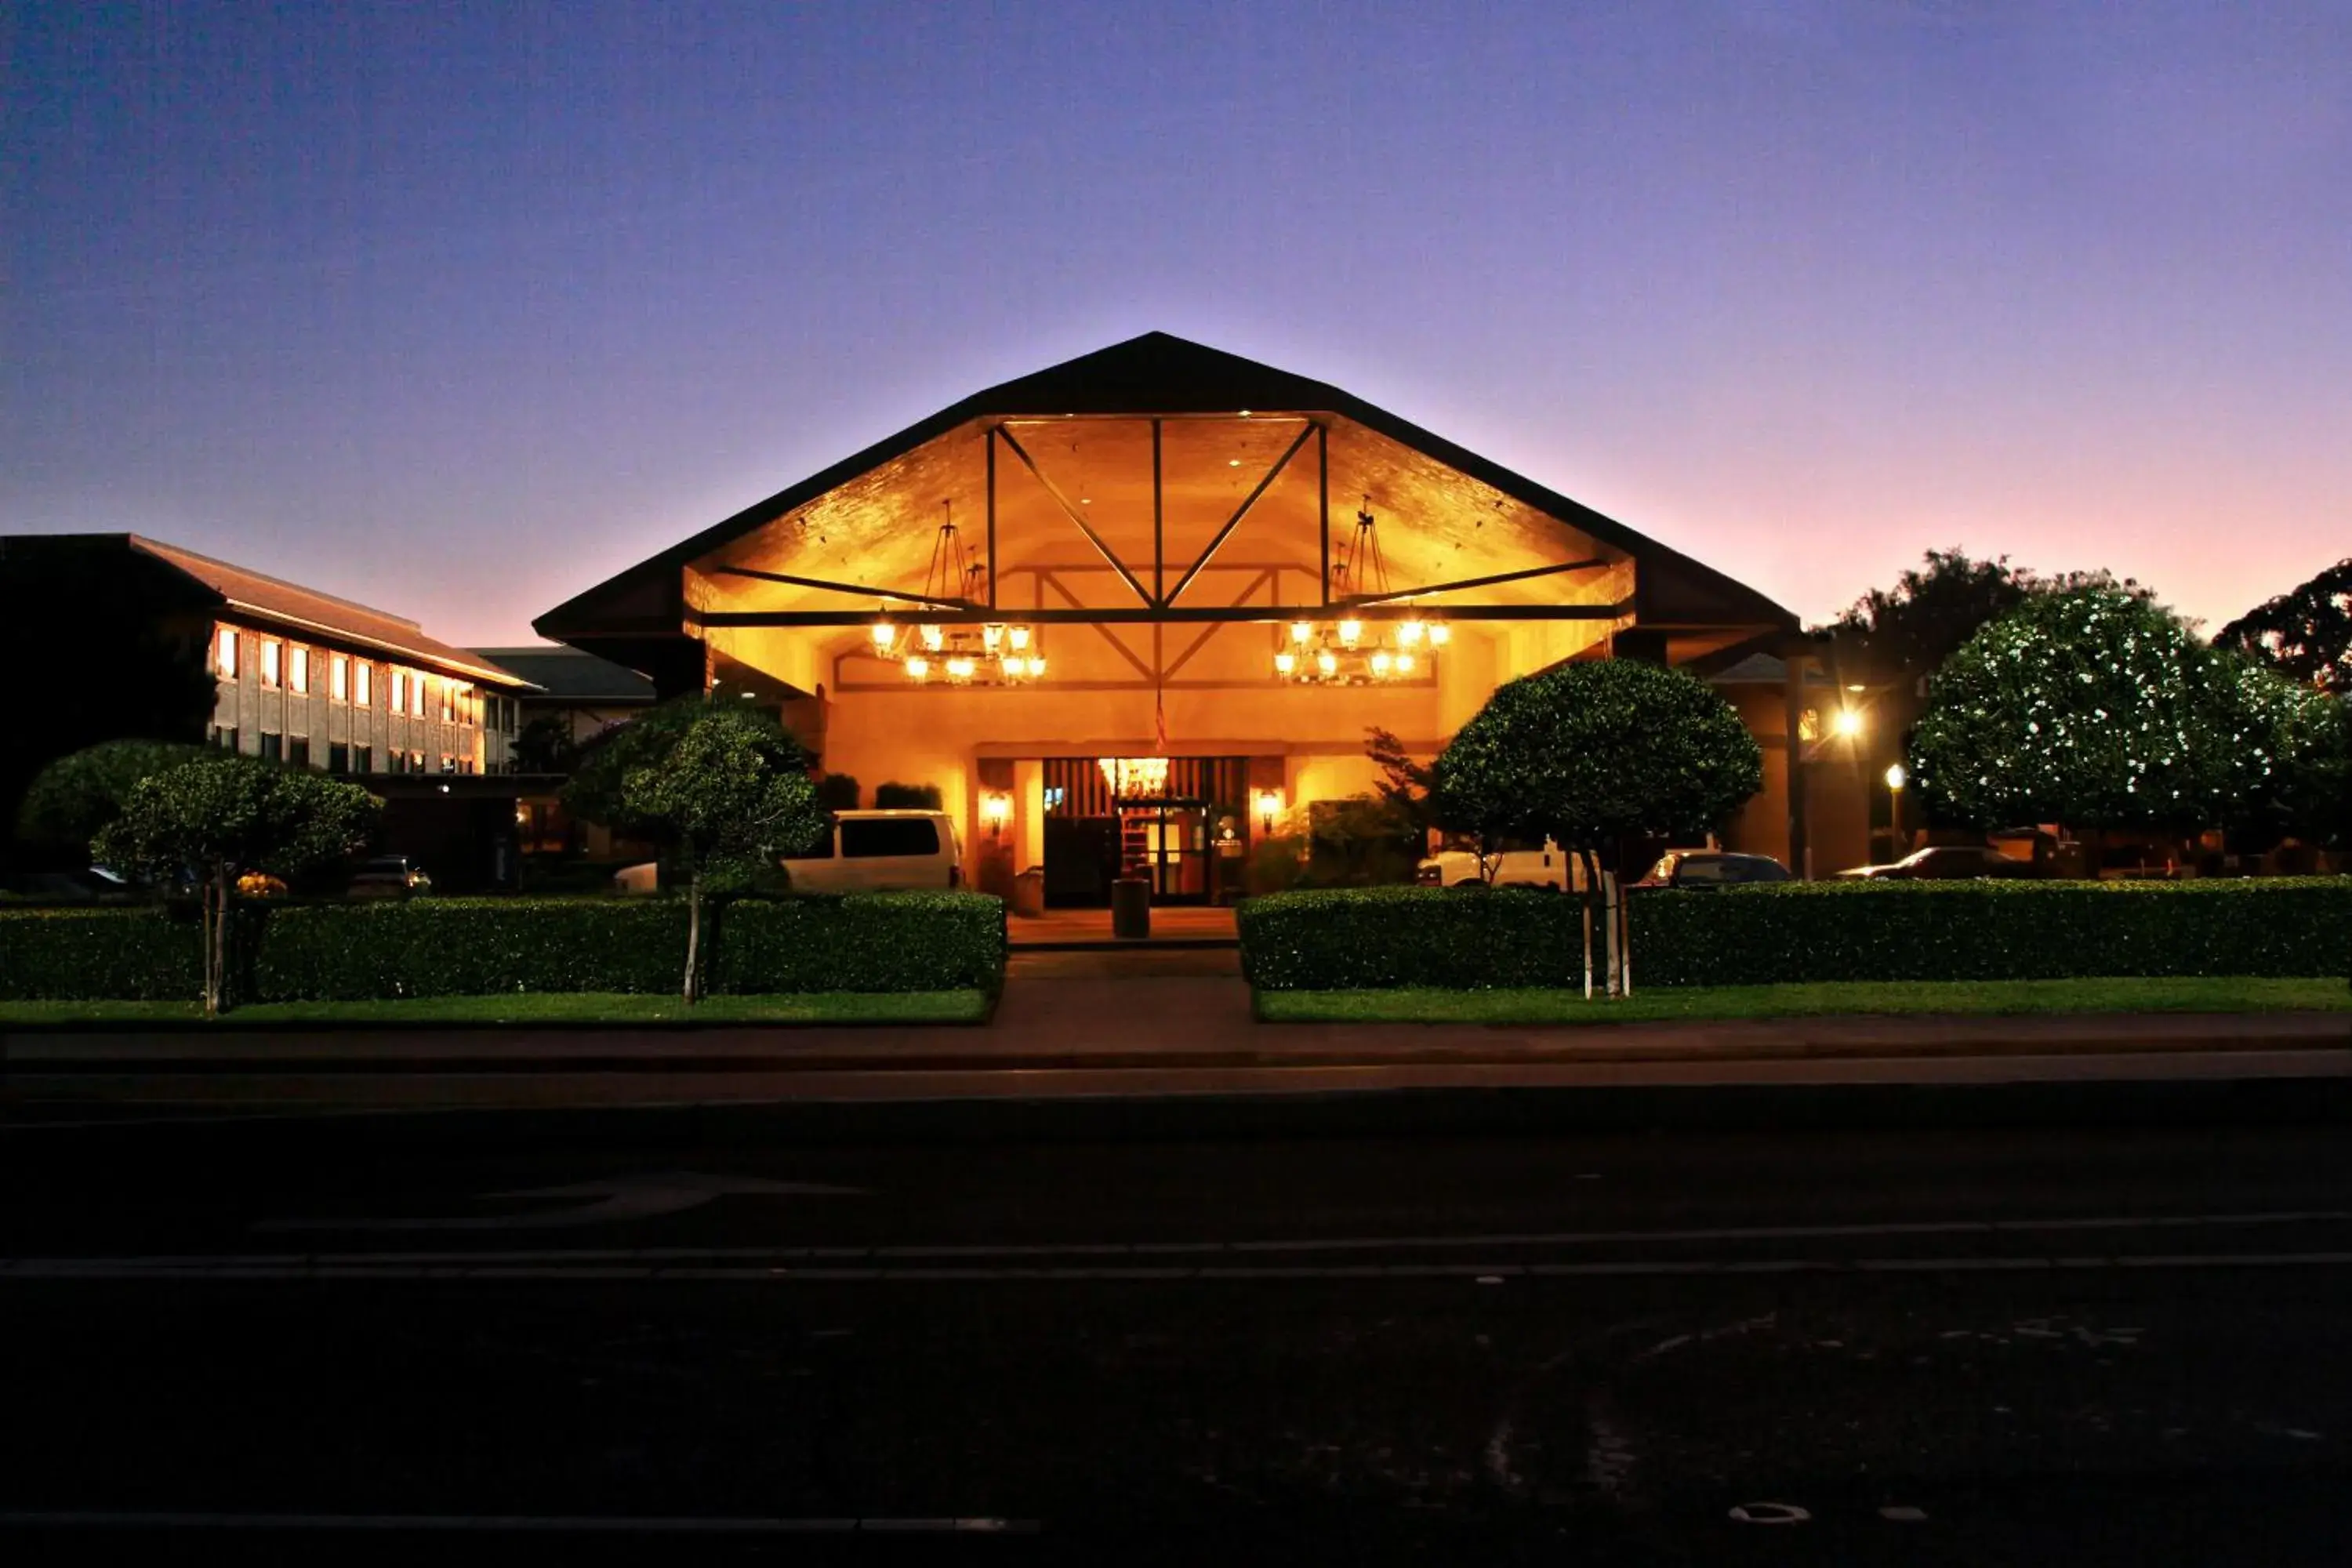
left=1885, top=762, right=1907, bottom=852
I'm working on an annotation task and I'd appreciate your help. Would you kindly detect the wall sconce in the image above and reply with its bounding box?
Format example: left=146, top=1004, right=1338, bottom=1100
left=1832, top=706, right=1865, bottom=740
left=980, top=791, right=1012, bottom=836
left=1254, top=789, right=1283, bottom=836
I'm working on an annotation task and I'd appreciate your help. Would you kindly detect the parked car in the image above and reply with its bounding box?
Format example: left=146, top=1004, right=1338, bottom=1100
left=1630, top=850, right=1789, bottom=891
left=1415, top=838, right=1588, bottom=891
left=348, top=855, right=433, bottom=898
left=613, top=809, right=965, bottom=897
left=1836, top=844, right=2037, bottom=881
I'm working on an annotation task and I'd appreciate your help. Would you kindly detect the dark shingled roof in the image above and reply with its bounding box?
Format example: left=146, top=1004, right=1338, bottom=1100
left=471, top=645, right=658, bottom=704
left=103, top=535, right=534, bottom=688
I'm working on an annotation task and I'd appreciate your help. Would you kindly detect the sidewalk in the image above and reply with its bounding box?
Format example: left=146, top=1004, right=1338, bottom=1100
left=9, top=975, right=2346, bottom=1076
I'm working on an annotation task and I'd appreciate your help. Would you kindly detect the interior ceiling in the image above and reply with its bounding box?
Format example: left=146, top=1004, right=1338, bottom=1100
left=695, top=414, right=1624, bottom=630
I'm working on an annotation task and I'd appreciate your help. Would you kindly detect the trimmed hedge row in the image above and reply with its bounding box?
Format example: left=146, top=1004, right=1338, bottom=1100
left=1237, top=880, right=2352, bottom=991
left=0, top=893, right=1006, bottom=1001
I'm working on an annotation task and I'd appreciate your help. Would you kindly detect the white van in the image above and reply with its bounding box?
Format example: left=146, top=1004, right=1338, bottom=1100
left=612, top=809, right=964, bottom=896
left=1414, top=837, right=1588, bottom=891
left=782, top=809, right=963, bottom=894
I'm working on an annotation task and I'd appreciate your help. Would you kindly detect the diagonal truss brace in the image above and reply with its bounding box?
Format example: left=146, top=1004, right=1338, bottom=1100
left=993, top=426, right=1154, bottom=607
left=1163, top=422, right=1317, bottom=608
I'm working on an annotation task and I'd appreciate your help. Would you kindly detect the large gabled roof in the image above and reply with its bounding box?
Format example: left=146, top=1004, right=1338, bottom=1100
left=536, top=332, right=1797, bottom=644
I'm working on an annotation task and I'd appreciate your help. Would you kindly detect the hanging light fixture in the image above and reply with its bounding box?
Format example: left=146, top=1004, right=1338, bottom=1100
left=1271, top=499, right=1450, bottom=686
left=862, top=502, right=1044, bottom=686
left=1098, top=757, right=1171, bottom=798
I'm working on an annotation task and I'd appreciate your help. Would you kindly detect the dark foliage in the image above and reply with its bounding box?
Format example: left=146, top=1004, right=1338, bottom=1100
left=2214, top=557, right=2352, bottom=696
left=1237, top=880, right=2352, bottom=991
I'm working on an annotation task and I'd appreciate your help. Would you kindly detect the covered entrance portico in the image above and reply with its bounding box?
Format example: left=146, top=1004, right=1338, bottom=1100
left=537, top=332, right=1817, bottom=886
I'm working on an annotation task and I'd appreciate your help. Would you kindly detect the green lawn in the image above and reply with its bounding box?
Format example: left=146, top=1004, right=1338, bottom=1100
left=0, top=991, right=993, bottom=1027
left=1256, top=976, right=2352, bottom=1025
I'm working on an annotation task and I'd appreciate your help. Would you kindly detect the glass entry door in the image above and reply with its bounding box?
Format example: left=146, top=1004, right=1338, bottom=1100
left=1119, top=799, right=1210, bottom=902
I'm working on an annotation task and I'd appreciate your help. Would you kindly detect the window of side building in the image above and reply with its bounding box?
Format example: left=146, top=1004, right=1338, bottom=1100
left=330, top=655, right=347, bottom=702
left=289, top=647, right=310, bottom=695
left=412, top=675, right=426, bottom=719
left=261, top=640, right=281, bottom=688
left=354, top=745, right=373, bottom=773
left=260, top=731, right=283, bottom=762
left=288, top=737, right=310, bottom=768
left=390, top=670, right=407, bottom=713
left=216, top=626, right=238, bottom=678
left=354, top=661, right=372, bottom=706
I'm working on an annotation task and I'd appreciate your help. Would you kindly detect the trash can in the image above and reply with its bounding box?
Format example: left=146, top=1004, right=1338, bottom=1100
left=1011, top=866, right=1047, bottom=919
left=1110, top=876, right=1152, bottom=940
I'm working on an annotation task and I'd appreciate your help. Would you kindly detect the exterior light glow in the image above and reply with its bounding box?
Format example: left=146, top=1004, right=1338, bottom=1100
left=1397, top=619, right=1425, bottom=646
left=1833, top=707, right=1865, bottom=739
left=869, top=621, right=895, bottom=650
left=946, top=656, right=976, bottom=681
left=1288, top=621, right=1313, bottom=644
left=1274, top=650, right=1297, bottom=676
left=1026, top=656, right=1047, bottom=677
left=1338, top=619, right=1363, bottom=647
left=920, top=624, right=946, bottom=652
left=1395, top=652, right=1415, bottom=674
left=1007, top=626, right=1032, bottom=651
left=982, top=623, right=1004, bottom=651
left=1370, top=650, right=1394, bottom=677
left=1254, top=788, right=1281, bottom=832
left=1427, top=622, right=1451, bottom=647
left=1885, top=763, right=1907, bottom=792
left=1316, top=650, right=1338, bottom=677
left=905, top=656, right=930, bottom=681
left=980, top=791, right=1012, bottom=829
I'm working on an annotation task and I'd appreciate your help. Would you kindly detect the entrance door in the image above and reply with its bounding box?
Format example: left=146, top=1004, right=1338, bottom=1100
left=1120, top=799, right=1211, bottom=902
left=1042, top=815, right=1119, bottom=907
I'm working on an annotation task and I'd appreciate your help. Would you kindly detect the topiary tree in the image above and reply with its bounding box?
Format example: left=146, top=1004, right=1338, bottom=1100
left=815, top=773, right=862, bottom=811
left=16, top=739, right=212, bottom=863
left=1911, top=589, right=2281, bottom=835
left=93, top=757, right=379, bottom=1014
left=1432, top=660, right=1762, bottom=994
left=619, top=706, right=831, bottom=1003
left=563, top=695, right=815, bottom=841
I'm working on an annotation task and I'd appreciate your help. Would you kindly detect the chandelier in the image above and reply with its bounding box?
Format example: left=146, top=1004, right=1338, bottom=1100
left=1273, top=501, right=1448, bottom=684
left=865, top=504, right=1045, bottom=685
left=1098, top=757, right=1171, bottom=798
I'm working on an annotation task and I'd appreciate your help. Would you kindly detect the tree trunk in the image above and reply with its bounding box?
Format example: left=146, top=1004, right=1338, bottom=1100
left=1577, top=848, right=1599, bottom=1000
left=683, top=871, right=702, bottom=1005
left=1602, top=869, right=1622, bottom=999
left=206, top=864, right=228, bottom=1018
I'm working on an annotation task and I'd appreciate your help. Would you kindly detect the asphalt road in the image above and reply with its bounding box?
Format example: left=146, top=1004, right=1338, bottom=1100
left=5, top=1103, right=2352, bottom=1563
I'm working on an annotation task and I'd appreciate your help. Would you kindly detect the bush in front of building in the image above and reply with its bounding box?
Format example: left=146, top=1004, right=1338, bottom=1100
left=1, top=892, right=1007, bottom=1003
left=1237, top=879, right=2352, bottom=991
left=254, top=898, right=688, bottom=999
left=0, top=906, right=205, bottom=1000
left=715, top=893, right=1005, bottom=993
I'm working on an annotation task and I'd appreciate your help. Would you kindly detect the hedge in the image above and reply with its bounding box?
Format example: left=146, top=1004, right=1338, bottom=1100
left=0, top=893, right=1006, bottom=1002
left=1237, top=880, right=2352, bottom=991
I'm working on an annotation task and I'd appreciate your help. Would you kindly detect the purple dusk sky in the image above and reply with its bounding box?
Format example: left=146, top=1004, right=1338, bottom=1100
left=6, top=2, right=2347, bottom=646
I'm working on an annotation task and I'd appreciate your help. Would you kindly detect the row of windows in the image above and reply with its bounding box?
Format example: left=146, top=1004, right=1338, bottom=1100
left=216, top=626, right=483, bottom=724
left=212, top=725, right=477, bottom=775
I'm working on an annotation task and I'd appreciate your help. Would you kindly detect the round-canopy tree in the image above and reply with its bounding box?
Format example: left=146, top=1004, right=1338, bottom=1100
left=1432, top=660, right=1763, bottom=993
left=619, top=706, right=831, bottom=1003
left=1911, top=589, right=2281, bottom=831
left=16, top=738, right=212, bottom=865
left=93, top=756, right=379, bottom=1014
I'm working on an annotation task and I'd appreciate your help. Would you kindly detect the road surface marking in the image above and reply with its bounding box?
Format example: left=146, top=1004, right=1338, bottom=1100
left=261, top=1171, right=869, bottom=1231
left=8, top=1251, right=2352, bottom=1283
left=0, top=1510, right=1029, bottom=1534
